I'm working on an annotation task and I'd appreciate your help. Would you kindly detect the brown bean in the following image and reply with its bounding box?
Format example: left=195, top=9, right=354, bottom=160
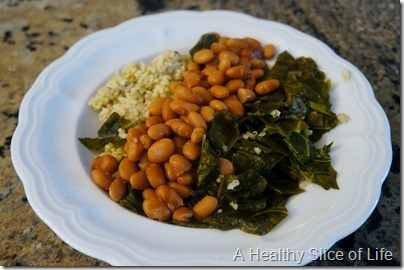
left=161, top=98, right=178, bottom=121
left=148, top=97, right=169, bottom=116
left=207, top=70, right=225, bottom=86
left=263, top=44, right=276, bottom=59
left=126, top=141, right=144, bottom=162
left=174, top=85, right=201, bottom=104
left=243, top=37, right=262, bottom=50
left=176, top=171, right=195, bottom=186
left=225, top=79, right=245, bottom=94
left=187, top=111, right=207, bottom=129
left=219, top=157, right=234, bottom=175
left=172, top=207, right=194, bottom=223
left=118, top=157, right=138, bottom=181
left=254, top=79, right=280, bottom=95
left=127, top=127, right=143, bottom=143
left=218, top=50, right=240, bottom=65
left=147, top=123, right=171, bottom=141
left=200, top=106, right=215, bottom=122
left=191, top=127, right=205, bottom=144
left=167, top=182, right=193, bottom=198
left=143, top=199, right=171, bottom=221
left=225, top=65, right=249, bottom=79
left=145, top=116, right=163, bottom=128
left=164, top=162, right=177, bottom=181
left=250, top=58, right=267, bottom=69
left=237, top=87, right=256, bottom=103
left=169, top=154, right=192, bottom=177
left=251, top=69, right=265, bottom=79
left=91, top=154, right=118, bottom=173
left=209, top=85, right=230, bottom=99
left=210, top=42, right=226, bottom=54
left=139, top=134, right=154, bottom=149
left=193, top=195, right=218, bottom=220
left=147, top=138, right=175, bottom=163
left=129, top=170, right=150, bottom=190
left=169, top=99, right=200, bottom=115
left=187, top=61, right=200, bottom=72
left=92, top=169, right=113, bottom=190
left=191, top=86, right=213, bottom=105
left=183, top=71, right=201, bottom=88
left=182, top=140, right=201, bottom=161
left=142, top=188, right=158, bottom=200
left=193, top=48, right=214, bottom=64
left=218, top=57, right=231, bottom=71
left=223, top=95, right=244, bottom=117
left=209, top=99, right=228, bottom=111
left=165, top=118, right=193, bottom=138
left=137, top=152, right=151, bottom=171
left=155, top=185, right=184, bottom=211
left=109, top=178, right=127, bottom=202
left=226, top=38, right=248, bottom=51
left=240, top=47, right=252, bottom=59
left=145, top=163, right=166, bottom=188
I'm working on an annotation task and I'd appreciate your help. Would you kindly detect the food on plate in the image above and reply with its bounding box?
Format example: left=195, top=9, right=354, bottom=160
left=80, top=32, right=342, bottom=235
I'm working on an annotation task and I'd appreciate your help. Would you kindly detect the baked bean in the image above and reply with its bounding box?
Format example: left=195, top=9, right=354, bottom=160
left=165, top=118, right=193, bottom=138
left=255, top=79, right=280, bottom=95
left=155, top=185, right=183, bottom=211
left=147, top=123, right=171, bottom=141
left=237, top=87, right=256, bottom=103
left=139, top=134, right=154, bottom=149
left=225, top=79, right=245, bottom=94
left=225, top=65, right=249, bottom=79
left=193, top=195, right=218, bottom=220
left=142, top=188, right=158, bottom=200
left=130, top=170, right=150, bottom=190
left=92, top=169, right=113, bottom=190
left=164, top=162, right=177, bottom=181
left=191, top=127, right=205, bottom=144
left=191, top=86, right=213, bottom=104
left=193, top=48, right=214, bottom=64
left=147, top=138, right=175, bottom=163
left=187, top=61, right=200, bottom=72
left=250, top=58, right=267, bottom=69
left=138, top=152, right=151, bottom=171
left=219, top=157, right=234, bottom=175
left=207, top=70, right=225, bottom=86
left=209, top=99, right=228, bottom=111
left=172, top=135, right=187, bottom=154
left=218, top=50, right=240, bottom=65
left=263, top=44, right=276, bottom=59
left=145, top=116, right=163, bottom=128
left=169, top=99, right=200, bottom=115
left=243, top=37, right=262, bottom=50
left=143, top=199, right=171, bottom=221
left=240, top=47, right=252, bottom=59
left=200, top=106, right=215, bottom=122
left=148, top=97, right=169, bottom=116
left=226, top=38, right=248, bottom=51
left=223, top=95, right=244, bottom=117
left=169, top=154, right=192, bottom=177
left=132, top=123, right=148, bottom=134
left=183, top=71, right=201, bottom=88
left=251, top=69, right=265, bottom=79
left=167, top=182, right=193, bottom=198
left=145, top=163, right=166, bottom=188
left=172, top=207, right=194, bottom=223
left=182, top=140, right=201, bottom=161
left=218, top=57, right=231, bottom=71
left=126, top=141, right=144, bottom=162
left=187, top=111, right=207, bottom=129
left=210, top=42, right=226, bottom=54
left=201, top=65, right=218, bottom=77
left=209, top=85, right=230, bottom=99
left=176, top=171, right=195, bottom=186
left=161, top=98, right=178, bottom=121
left=91, top=154, right=118, bottom=173
left=109, top=178, right=127, bottom=202
left=127, top=127, right=143, bottom=143
left=174, top=85, right=201, bottom=104
left=118, top=157, right=138, bottom=181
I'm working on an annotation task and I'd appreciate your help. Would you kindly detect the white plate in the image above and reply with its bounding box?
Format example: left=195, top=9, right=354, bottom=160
left=11, top=10, right=392, bottom=266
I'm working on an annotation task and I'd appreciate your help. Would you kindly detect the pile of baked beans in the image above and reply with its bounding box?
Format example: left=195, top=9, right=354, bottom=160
left=90, top=33, right=281, bottom=223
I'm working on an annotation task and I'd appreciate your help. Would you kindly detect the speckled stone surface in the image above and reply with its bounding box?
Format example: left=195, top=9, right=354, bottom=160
left=0, top=0, right=400, bottom=266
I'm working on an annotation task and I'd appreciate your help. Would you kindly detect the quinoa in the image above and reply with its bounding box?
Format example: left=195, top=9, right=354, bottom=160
left=89, top=50, right=190, bottom=125
left=88, top=50, right=190, bottom=159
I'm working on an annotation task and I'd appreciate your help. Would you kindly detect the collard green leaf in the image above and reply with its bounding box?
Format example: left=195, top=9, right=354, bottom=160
left=189, top=32, right=219, bottom=56
left=196, top=135, right=220, bottom=187
left=207, top=111, right=240, bottom=156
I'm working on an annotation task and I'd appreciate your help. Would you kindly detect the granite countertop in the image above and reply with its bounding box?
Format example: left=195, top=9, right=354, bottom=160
left=0, top=0, right=400, bottom=266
